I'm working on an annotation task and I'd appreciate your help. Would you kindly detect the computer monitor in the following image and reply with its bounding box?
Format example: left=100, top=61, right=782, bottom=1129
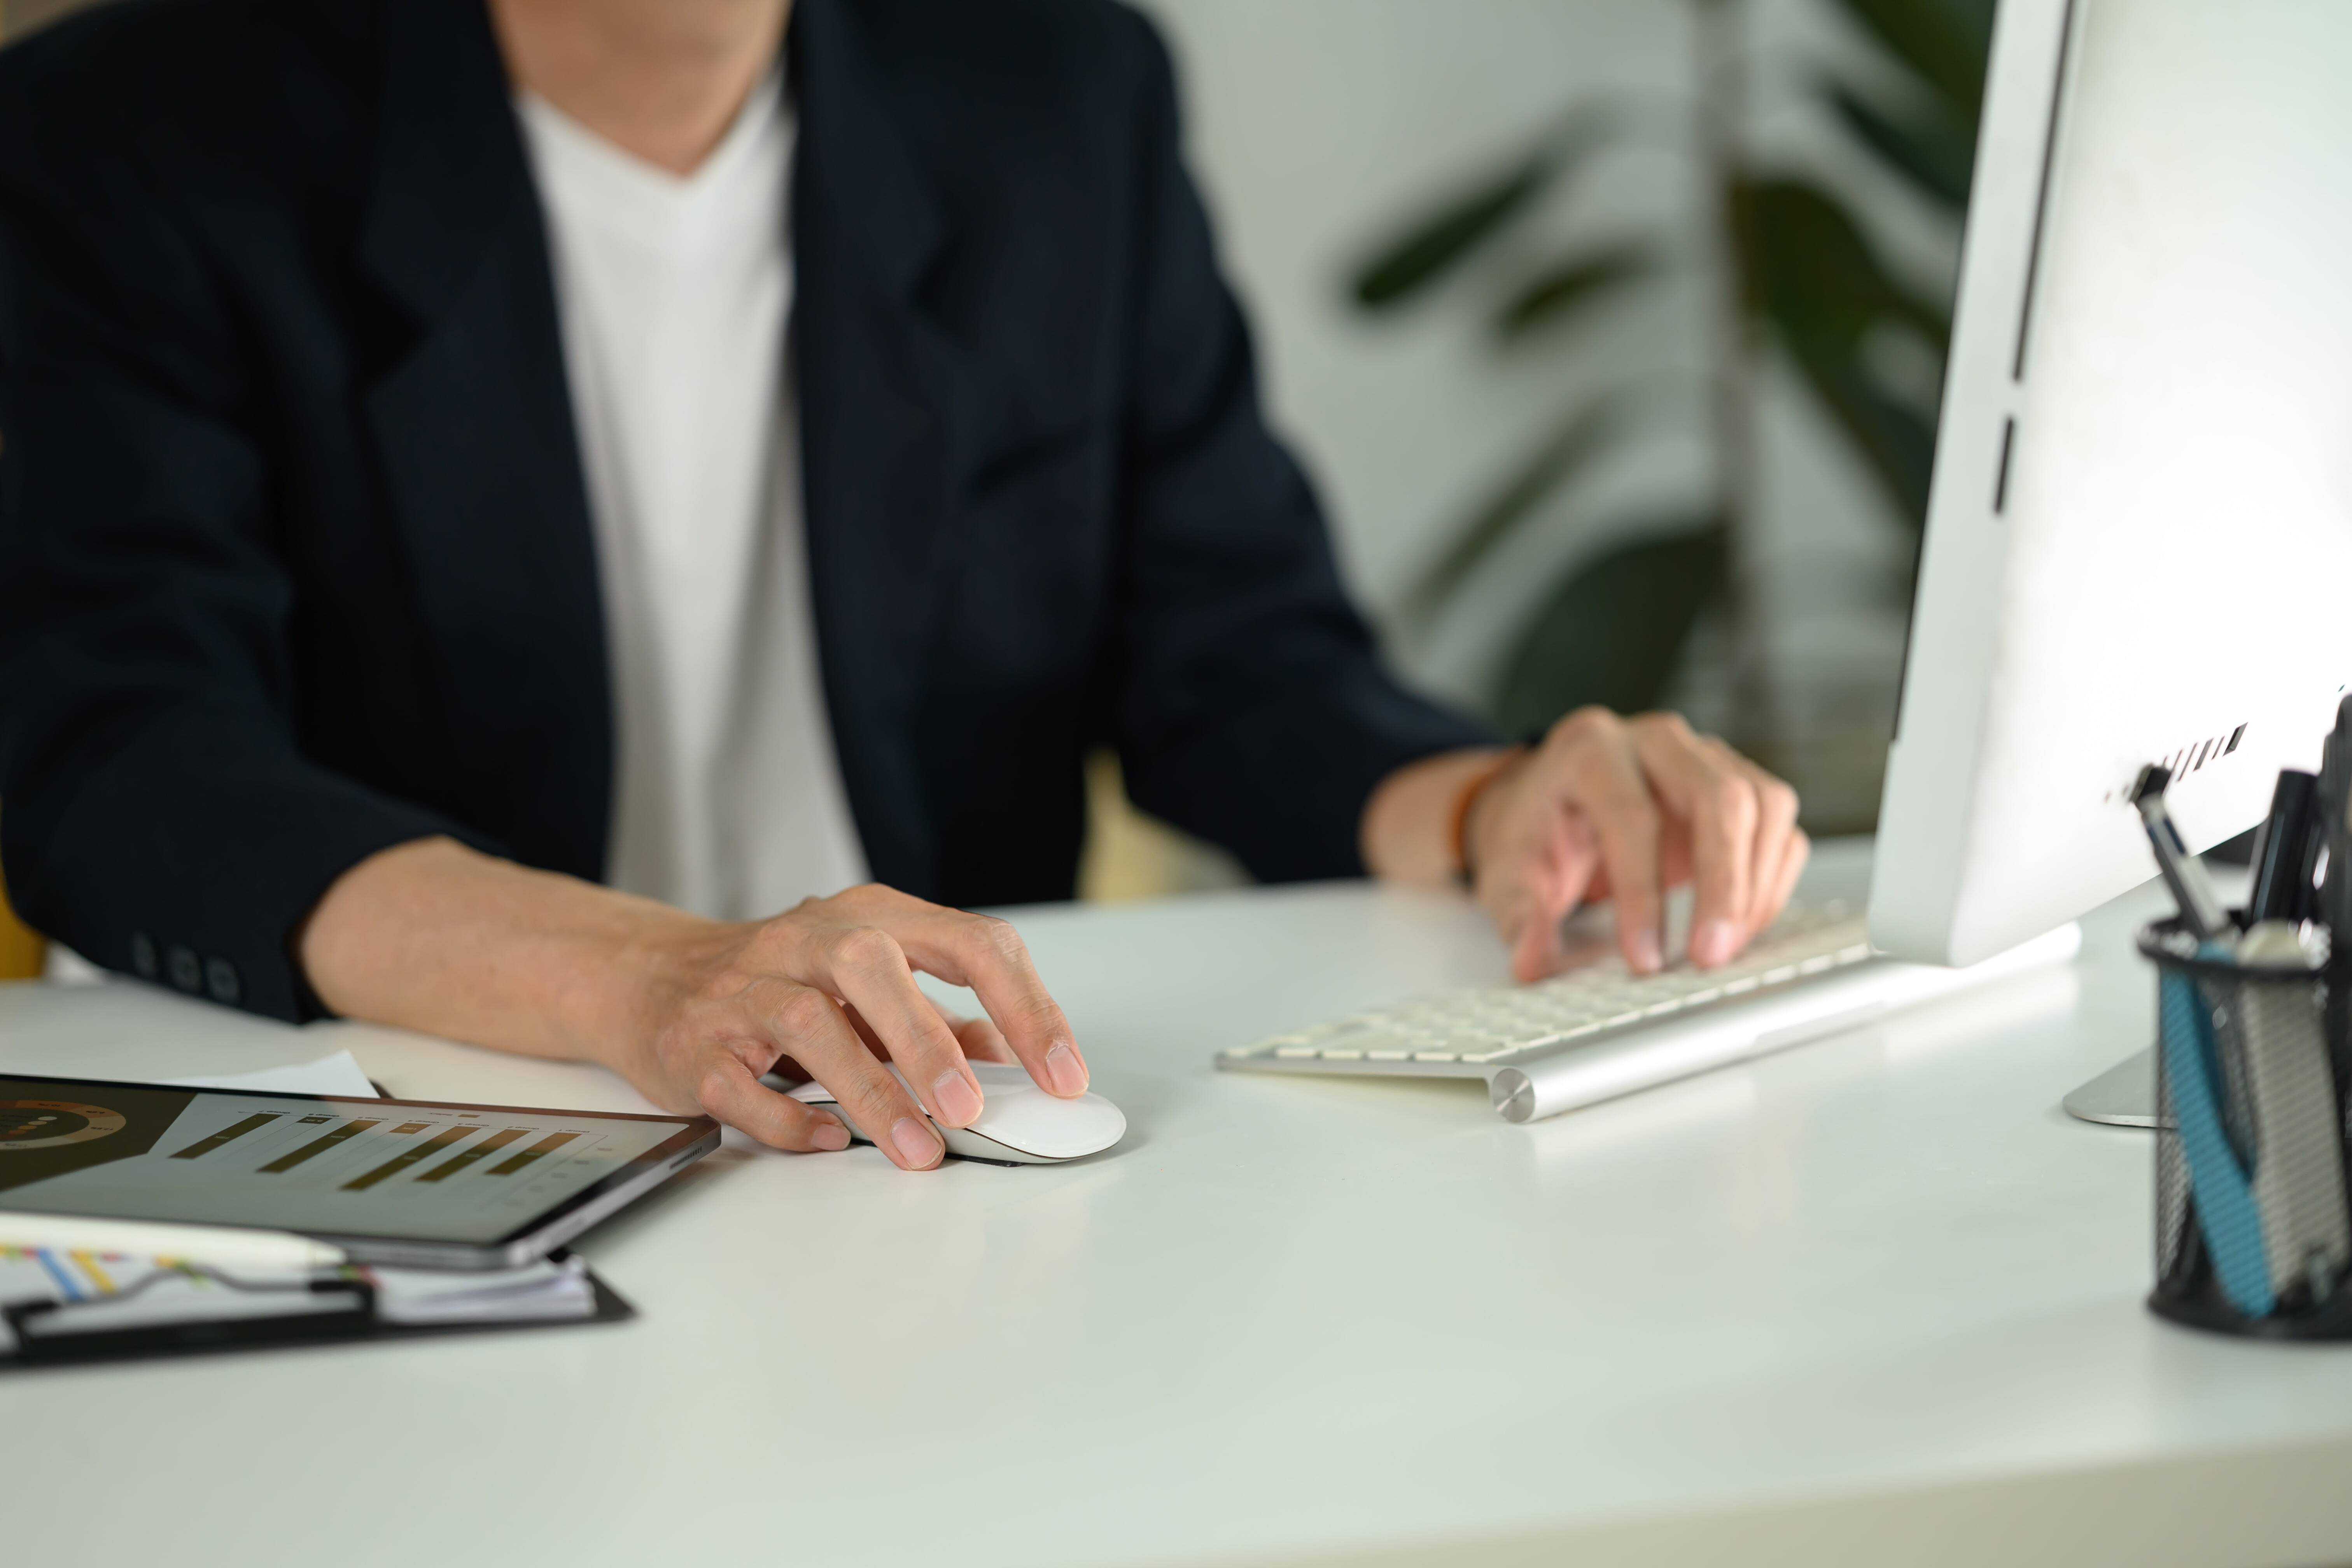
left=1868, top=0, right=2352, bottom=969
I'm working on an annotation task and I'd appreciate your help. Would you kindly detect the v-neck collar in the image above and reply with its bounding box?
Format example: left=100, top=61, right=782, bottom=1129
left=515, top=65, right=789, bottom=236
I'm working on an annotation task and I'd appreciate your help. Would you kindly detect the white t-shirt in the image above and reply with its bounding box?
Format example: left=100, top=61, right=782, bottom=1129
left=517, top=76, right=867, bottom=920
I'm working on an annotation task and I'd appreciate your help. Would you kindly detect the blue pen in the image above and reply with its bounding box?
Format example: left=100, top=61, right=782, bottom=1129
left=2160, top=960, right=2275, bottom=1316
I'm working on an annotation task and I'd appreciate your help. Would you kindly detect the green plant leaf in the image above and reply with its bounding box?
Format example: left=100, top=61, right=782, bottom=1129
left=1493, top=243, right=1656, bottom=340
left=1493, top=522, right=1727, bottom=735
left=1823, top=79, right=1977, bottom=210
left=1824, top=0, right=1995, bottom=120
left=1348, top=114, right=1608, bottom=310
left=1350, top=152, right=1559, bottom=309
left=1748, top=178, right=1948, bottom=523
left=1811, top=364, right=1939, bottom=525
left=1400, top=398, right=1627, bottom=623
left=1750, top=179, right=1944, bottom=339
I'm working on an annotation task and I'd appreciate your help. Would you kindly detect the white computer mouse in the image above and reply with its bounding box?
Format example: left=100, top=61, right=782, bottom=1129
left=786, top=1060, right=1126, bottom=1165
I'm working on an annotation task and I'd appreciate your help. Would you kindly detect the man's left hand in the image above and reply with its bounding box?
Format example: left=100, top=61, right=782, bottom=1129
left=1363, top=710, right=1807, bottom=983
left=1464, top=709, right=1806, bottom=981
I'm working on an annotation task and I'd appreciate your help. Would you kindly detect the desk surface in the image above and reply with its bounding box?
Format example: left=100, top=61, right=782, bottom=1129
left=5, top=843, right=2352, bottom=1568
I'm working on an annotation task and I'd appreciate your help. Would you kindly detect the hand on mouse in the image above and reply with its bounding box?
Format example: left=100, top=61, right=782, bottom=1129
left=300, top=842, right=1085, bottom=1172
left=1460, top=709, right=1807, bottom=983
left=615, top=884, right=1088, bottom=1170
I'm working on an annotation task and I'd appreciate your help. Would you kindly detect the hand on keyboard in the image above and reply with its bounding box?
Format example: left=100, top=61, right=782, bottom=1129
left=1462, top=710, right=1808, bottom=983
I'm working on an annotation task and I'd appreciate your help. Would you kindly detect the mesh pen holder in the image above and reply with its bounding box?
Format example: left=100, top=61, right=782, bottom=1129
left=2140, top=915, right=2352, bottom=1339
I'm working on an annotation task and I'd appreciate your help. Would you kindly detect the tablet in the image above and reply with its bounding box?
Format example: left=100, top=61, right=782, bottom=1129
left=0, top=1073, right=719, bottom=1270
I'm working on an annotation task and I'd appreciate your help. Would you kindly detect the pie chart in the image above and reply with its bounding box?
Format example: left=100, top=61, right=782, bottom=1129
left=0, top=1100, right=129, bottom=1152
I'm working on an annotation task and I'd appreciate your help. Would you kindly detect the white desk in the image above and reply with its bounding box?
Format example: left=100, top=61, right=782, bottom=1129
left=5, top=842, right=2352, bottom=1568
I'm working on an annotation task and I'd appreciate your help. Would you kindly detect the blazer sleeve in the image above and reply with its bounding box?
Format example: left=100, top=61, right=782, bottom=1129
left=0, top=89, right=492, bottom=1021
left=1105, top=16, right=1496, bottom=882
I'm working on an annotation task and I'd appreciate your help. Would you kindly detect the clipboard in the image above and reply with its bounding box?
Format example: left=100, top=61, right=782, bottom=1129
left=0, top=1251, right=634, bottom=1372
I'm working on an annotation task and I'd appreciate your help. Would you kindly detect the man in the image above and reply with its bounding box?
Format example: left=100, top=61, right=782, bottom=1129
left=0, top=0, right=1805, bottom=1171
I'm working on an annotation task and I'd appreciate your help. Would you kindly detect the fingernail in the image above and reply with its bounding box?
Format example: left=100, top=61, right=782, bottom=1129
left=932, top=1069, right=983, bottom=1127
left=1045, top=1041, right=1088, bottom=1097
left=890, top=1116, right=942, bottom=1169
left=1693, top=918, right=1741, bottom=968
left=811, top=1116, right=850, bottom=1152
left=1629, top=931, right=1665, bottom=974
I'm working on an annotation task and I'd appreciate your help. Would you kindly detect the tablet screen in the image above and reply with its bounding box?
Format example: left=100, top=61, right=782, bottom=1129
left=0, top=1075, right=705, bottom=1246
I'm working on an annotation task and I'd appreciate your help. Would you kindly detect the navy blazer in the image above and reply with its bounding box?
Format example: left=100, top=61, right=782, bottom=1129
left=0, top=0, right=1489, bottom=1020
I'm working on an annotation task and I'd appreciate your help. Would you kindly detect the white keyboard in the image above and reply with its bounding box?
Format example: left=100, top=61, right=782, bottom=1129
left=1220, top=900, right=1870, bottom=1077
left=1215, top=902, right=2082, bottom=1122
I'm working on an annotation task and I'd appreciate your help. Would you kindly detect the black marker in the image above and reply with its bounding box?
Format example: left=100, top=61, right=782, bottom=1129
left=2316, top=698, right=2352, bottom=1092
left=2321, top=699, right=2352, bottom=938
left=2248, top=768, right=2320, bottom=924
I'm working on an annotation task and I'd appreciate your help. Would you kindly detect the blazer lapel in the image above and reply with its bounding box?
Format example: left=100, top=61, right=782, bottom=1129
left=355, top=0, right=613, bottom=880
left=791, top=0, right=984, bottom=898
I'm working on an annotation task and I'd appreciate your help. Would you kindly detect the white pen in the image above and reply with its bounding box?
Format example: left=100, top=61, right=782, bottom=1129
left=2235, top=920, right=2352, bottom=1302
left=0, top=1211, right=347, bottom=1274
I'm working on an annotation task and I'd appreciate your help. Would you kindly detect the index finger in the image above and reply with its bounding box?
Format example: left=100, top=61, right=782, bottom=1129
left=1553, top=714, right=1666, bottom=973
left=799, top=924, right=986, bottom=1130
left=846, top=891, right=1088, bottom=1098
left=1630, top=716, right=1756, bottom=968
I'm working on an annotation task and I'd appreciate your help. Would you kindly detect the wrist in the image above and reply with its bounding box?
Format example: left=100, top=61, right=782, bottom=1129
left=1452, top=747, right=1528, bottom=886
left=301, top=834, right=722, bottom=1069
left=1361, top=746, right=1519, bottom=886
left=552, top=898, right=731, bottom=1073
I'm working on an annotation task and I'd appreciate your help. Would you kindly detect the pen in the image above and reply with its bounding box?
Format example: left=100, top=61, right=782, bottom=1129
left=2157, top=961, right=2273, bottom=1316
left=2234, top=919, right=2350, bottom=1305
left=2248, top=769, right=2320, bottom=924
left=0, top=1212, right=347, bottom=1274
left=2319, top=700, right=2352, bottom=933
left=2136, top=763, right=2268, bottom=1307
left=2317, top=698, right=2352, bottom=1096
left=2131, top=765, right=2230, bottom=940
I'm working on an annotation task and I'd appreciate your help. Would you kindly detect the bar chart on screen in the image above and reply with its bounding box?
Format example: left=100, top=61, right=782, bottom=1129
left=0, top=1085, right=679, bottom=1243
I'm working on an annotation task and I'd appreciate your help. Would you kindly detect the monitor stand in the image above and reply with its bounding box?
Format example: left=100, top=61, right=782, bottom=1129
left=2062, top=1046, right=2166, bottom=1128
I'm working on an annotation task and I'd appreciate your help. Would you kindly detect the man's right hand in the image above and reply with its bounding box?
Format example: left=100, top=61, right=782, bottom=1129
left=299, top=840, right=1087, bottom=1172
left=621, top=884, right=1087, bottom=1169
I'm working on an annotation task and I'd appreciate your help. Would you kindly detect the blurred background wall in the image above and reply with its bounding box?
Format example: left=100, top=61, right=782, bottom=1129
left=1, top=0, right=1972, bottom=910
left=1102, top=0, right=1974, bottom=894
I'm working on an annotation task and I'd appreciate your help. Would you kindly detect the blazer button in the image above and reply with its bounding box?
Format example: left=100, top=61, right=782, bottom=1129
left=167, top=945, right=201, bottom=993
left=130, top=933, right=159, bottom=980
left=204, top=958, right=241, bottom=1006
